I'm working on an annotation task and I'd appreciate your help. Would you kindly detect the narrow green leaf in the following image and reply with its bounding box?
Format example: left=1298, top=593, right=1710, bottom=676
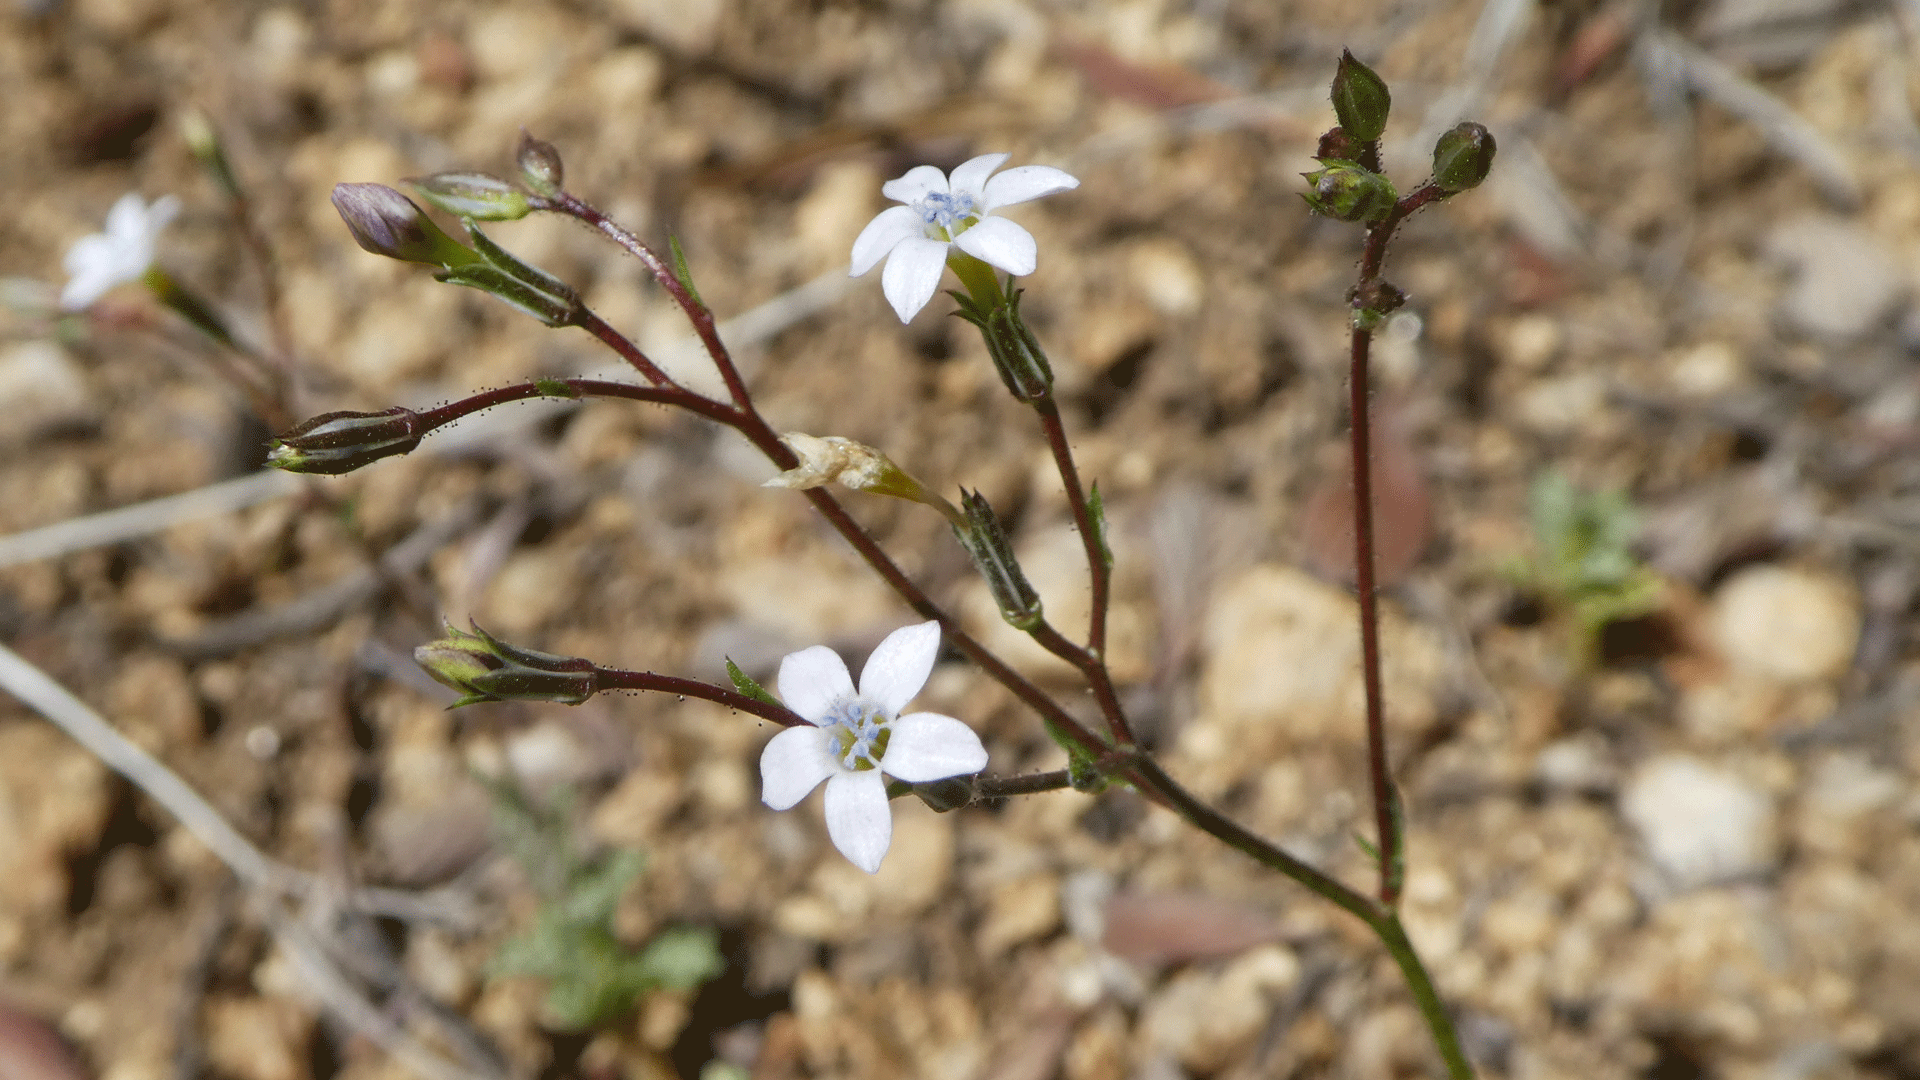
left=669, top=234, right=705, bottom=307
left=725, top=657, right=782, bottom=708
left=1087, top=482, right=1113, bottom=570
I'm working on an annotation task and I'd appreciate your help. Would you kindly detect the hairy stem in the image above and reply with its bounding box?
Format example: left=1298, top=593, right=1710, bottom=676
left=593, top=667, right=805, bottom=727
left=539, top=192, right=754, bottom=410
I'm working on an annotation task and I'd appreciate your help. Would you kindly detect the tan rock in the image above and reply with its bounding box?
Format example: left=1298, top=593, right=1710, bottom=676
left=1711, top=565, right=1859, bottom=683
left=203, top=996, right=312, bottom=1080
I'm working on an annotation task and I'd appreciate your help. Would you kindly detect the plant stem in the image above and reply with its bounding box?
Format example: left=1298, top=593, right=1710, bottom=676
left=1375, top=910, right=1474, bottom=1080
left=416, top=378, right=742, bottom=433
left=593, top=667, right=805, bottom=727
left=575, top=309, right=677, bottom=387
left=1349, top=322, right=1397, bottom=904
left=539, top=192, right=754, bottom=410
left=1348, top=180, right=1446, bottom=905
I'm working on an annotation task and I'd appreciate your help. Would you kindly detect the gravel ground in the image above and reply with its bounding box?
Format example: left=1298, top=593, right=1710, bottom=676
left=3, top=0, right=1920, bottom=1078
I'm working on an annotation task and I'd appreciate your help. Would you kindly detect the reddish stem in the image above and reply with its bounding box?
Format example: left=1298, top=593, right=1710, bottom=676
left=593, top=668, right=805, bottom=727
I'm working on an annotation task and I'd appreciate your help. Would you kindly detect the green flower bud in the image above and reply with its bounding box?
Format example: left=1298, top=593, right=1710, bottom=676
left=414, top=623, right=600, bottom=708
left=1431, top=122, right=1496, bottom=192
left=1331, top=50, right=1391, bottom=143
left=954, top=489, right=1044, bottom=631
left=330, top=183, right=480, bottom=268
left=516, top=130, right=564, bottom=198
left=1301, top=162, right=1398, bottom=223
left=408, top=172, right=531, bottom=221
left=266, top=407, right=423, bottom=474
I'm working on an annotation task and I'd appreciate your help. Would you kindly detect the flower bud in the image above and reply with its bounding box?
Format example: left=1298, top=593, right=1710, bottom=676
left=414, top=623, right=600, bottom=708
left=1316, top=126, right=1364, bottom=163
left=1431, top=122, right=1496, bottom=192
left=955, top=489, right=1044, bottom=631
left=331, top=184, right=480, bottom=267
left=266, top=407, right=424, bottom=474
left=1301, top=162, right=1398, bottom=223
left=1331, top=50, right=1391, bottom=143
left=408, top=172, right=531, bottom=221
left=516, top=130, right=564, bottom=198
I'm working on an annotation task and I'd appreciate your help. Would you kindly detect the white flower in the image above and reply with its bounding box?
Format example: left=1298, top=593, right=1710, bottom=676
left=759, top=621, right=988, bottom=873
left=61, top=193, right=180, bottom=311
left=850, top=153, right=1079, bottom=323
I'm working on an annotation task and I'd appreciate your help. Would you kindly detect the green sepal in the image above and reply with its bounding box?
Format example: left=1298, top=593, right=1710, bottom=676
left=724, top=658, right=782, bottom=708
left=668, top=234, right=705, bottom=308
left=447, top=220, right=583, bottom=326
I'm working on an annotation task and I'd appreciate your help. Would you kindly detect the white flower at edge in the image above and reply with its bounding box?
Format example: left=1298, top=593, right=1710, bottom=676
left=61, top=192, right=180, bottom=311
left=850, top=153, right=1079, bottom=323
left=759, top=621, right=988, bottom=873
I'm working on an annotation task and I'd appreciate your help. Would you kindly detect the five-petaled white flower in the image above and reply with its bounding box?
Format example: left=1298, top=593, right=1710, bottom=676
left=850, top=153, right=1079, bottom=324
left=760, top=621, right=988, bottom=873
left=61, top=192, right=181, bottom=311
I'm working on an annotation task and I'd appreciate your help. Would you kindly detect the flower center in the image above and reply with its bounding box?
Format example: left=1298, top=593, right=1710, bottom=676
left=823, top=697, right=892, bottom=771
left=917, top=191, right=979, bottom=242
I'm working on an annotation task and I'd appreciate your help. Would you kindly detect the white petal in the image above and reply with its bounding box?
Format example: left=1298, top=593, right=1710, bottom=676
left=777, top=645, right=854, bottom=722
left=879, top=236, right=950, bottom=323
left=880, top=712, right=988, bottom=782
left=104, top=193, right=151, bottom=243
left=60, top=237, right=120, bottom=310
left=945, top=153, right=1010, bottom=199
left=760, top=726, right=838, bottom=810
left=849, top=205, right=923, bottom=277
left=981, top=165, right=1080, bottom=211
left=145, top=194, right=182, bottom=234
left=954, top=217, right=1038, bottom=277
left=858, top=621, right=942, bottom=717
left=881, top=164, right=950, bottom=205
left=823, top=770, right=892, bottom=873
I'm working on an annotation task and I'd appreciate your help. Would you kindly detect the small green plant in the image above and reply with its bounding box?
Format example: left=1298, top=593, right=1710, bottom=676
left=484, top=779, right=723, bottom=1031
left=1511, top=470, right=1663, bottom=666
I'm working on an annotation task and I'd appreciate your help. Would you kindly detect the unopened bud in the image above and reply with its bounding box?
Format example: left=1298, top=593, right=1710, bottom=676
left=516, top=130, right=564, bottom=198
left=1316, top=126, right=1364, bottom=163
left=409, top=172, right=531, bottom=221
left=1301, top=162, right=1398, bottom=223
left=266, top=407, right=424, bottom=474
left=1431, top=122, right=1496, bottom=192
left=1331, top=50, right=1391, bottom=143
left=331, top=183, right=479, bottom=268
left=955, top=489, right=1044, bottom=631
left=414, top=623, right=600, bottom=708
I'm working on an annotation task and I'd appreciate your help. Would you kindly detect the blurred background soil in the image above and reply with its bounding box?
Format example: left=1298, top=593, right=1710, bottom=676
left=3, top=0, right=1920, bottom=1077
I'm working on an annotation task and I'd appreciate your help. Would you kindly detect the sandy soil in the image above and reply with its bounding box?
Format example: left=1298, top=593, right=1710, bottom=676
left=3, top=0, right=1920, bottom=1078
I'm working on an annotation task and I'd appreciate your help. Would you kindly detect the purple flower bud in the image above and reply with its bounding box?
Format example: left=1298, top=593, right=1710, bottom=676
left=330, top=183, right=478, bottom=266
